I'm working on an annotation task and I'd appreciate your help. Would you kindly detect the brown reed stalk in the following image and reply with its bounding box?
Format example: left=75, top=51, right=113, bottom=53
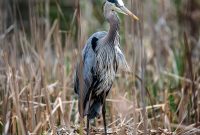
left=136, top=0, right=147, bottom=134
left=184, top=32, right=197, bottom=125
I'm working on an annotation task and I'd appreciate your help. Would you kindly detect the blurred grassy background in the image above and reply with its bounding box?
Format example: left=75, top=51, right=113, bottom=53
left=0, top=0, right=199, bottom=134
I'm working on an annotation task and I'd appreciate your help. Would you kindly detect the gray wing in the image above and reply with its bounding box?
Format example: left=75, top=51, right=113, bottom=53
left=74, top=31, right=107, bottom=115
left=114, top=33, right=130, bottom=72
left=81, top=31, right=107, bottom=93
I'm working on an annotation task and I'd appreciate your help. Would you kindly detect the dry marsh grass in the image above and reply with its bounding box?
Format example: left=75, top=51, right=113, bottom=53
left=0, top=0, right=200, bottom=134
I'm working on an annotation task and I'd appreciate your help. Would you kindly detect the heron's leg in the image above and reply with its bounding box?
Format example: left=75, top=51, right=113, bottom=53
left=102, top=96, right=107, bottom=135
left=86, top=117, right=90, bottom=135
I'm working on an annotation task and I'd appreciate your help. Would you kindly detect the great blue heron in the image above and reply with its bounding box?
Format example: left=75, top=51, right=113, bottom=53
left=74, top=0, right=138, bottom=134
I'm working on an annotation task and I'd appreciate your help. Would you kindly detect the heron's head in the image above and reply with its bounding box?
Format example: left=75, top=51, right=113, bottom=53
left=104, top=0, right=139, bottom=21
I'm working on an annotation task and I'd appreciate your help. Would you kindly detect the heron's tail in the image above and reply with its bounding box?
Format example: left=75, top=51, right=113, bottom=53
left=78, top=98, right=102, bottom=119
left=87, top=99, right=102, bottom=119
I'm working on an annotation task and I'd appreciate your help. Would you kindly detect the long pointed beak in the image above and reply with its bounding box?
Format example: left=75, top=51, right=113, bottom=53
left=120, top=6, right=139, bottom=20
left=113, top=6, right=139, bottom=21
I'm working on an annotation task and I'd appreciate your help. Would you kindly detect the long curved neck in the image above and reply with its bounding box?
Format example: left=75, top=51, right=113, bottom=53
left=105, top=14, right=119, bottom=43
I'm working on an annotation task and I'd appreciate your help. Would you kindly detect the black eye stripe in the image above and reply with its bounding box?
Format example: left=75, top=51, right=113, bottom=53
left=107, top=0, right=116, bottom=4
left=107, top=0, right=114, bottom=3
left=107, top=0, right=120, bottom=7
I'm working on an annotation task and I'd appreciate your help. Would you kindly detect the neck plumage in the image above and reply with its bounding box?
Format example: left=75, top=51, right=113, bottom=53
left=105, top=14, right=119, bottom=43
